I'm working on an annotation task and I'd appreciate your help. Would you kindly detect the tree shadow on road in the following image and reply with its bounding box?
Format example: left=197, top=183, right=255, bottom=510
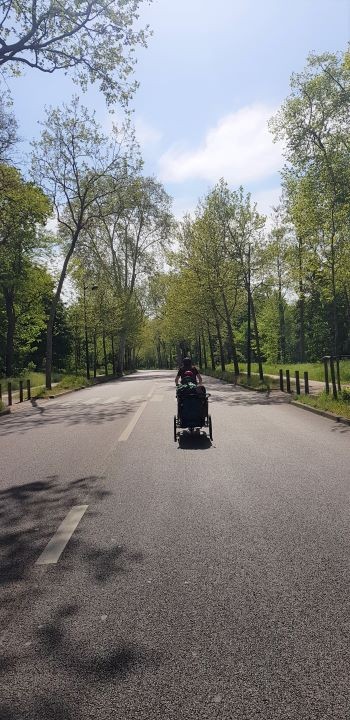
left=0, top=401, right=134, bottom=438
left=0, top=473, right=156, bottom=720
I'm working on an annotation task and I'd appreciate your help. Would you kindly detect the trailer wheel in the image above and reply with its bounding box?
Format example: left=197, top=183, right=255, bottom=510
left=208, top=415, right=213, bottom=441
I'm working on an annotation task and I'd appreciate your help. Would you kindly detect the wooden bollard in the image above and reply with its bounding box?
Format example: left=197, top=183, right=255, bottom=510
left=323, top=357, right=329, bottom=394
left=286, top=369, right=291, bottom=393
left=279, top=369, right=284, bottom=391
left=304, top=371, right=309, bottom=394
left=27, top=379, right=31, bottom=400
left=19, top=380, right=23, bottom=402
left=295, top=370, right=300, bottom=395
left=8, top=382, right=12, bottom=406
left=329, top=357, right=337, bottom=399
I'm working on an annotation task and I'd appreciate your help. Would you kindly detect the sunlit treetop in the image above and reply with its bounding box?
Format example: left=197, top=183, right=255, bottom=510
left=0, top=0, right=152, bottom=106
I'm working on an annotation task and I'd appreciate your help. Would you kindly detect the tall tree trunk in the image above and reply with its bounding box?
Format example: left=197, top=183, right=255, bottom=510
left=206, top=321, right=215, bottom=370
left=330, top=230, right=338, bottom=357
left=213, top=311, right=225, bottom=371
left=344, top=286, right=350, bottom=327
left=250, top=296, right=264, bottom=381
left=221, top=290, right=239, bottom=375
left=102, top=330, right=108, bottom=376
left=4, top=286, right=15, bottom=377
left=202, top=332, right=207, bottom=369
left=46, top=231, right=80, bottom=389
left=198, top=335, right=202, bottom=370
left=111, top=335, right=116, bottom=375
left=247, top=246, right=251, bottom=378
left=93, top=332, right=97, bottom=379
left=277, top=256, right=286, bottom=363
left=297, top=236, right=305, bottom=363
left=117, top=333, right=126, bottom=374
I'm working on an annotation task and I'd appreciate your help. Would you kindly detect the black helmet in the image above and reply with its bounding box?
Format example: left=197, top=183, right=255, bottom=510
left=183, top=356, right=192, bottom=369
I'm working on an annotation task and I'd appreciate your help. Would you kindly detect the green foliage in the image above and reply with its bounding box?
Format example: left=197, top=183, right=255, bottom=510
left=0, top=1, right=152, bottom=106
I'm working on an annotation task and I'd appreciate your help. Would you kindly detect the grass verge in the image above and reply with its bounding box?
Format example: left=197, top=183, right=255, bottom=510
left=0, top=371, right=62, bottom=392
left=33, top=375, right=93, bottom=398
left=225, top=361, right=350, bottom=384
left=203, top=367, right=275, bottom=392
left=295, top=391, right=350, bottom=420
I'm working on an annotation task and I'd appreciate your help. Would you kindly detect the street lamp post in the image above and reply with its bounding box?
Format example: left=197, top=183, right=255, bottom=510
left=83, top=283, right=98, bottom=380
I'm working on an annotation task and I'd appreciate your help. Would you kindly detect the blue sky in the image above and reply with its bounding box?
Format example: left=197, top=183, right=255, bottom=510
left=6, top=0, right=350, bottom=220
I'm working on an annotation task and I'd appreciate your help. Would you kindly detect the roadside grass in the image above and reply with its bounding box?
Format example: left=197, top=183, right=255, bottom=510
left=295, top=390, right=350, bottom=420
left=0, top=371, right=62, bottom=392
left=33, top=374, right=93, bottom=398
left=225, top=361, right=350, bottom=383
left=0, top=399, right=4, bottom=412
left=204, top=367, right=277, bottom=392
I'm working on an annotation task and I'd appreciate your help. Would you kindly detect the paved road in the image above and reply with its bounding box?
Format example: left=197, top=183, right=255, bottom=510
left=0, top=370, right=350, bottom=720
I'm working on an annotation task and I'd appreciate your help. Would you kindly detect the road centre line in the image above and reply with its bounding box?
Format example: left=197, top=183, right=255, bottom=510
left=118, top=401, right=148, bottom=442
left=36, top=505, right=88, bottom=565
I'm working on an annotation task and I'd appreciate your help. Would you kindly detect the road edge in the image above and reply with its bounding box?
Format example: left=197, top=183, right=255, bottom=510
left=291, top=400, right=350, bottom=427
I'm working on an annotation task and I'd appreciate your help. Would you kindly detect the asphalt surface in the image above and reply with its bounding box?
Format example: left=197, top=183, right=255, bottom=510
left=0, top=370, right=350, bottom=720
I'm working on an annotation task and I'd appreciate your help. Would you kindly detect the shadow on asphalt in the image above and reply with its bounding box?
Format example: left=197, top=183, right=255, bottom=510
left=177, top=431, right=212, bottom=449
left=205, top=381, right=289, bottom=407
left=0, top=473, right=155, bottom=719
left=0, top=401, right=134, bottom=437
left=0, top=474, right=110, bottom=594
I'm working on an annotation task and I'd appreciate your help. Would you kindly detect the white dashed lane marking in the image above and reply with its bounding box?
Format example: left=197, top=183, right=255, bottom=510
left=36, top=505, right=88, bottom=565
left=118, top=401, right=148, bottom=442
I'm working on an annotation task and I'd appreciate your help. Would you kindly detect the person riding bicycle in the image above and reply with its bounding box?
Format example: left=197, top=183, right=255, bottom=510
left=175, top=357, right=202, bottom=386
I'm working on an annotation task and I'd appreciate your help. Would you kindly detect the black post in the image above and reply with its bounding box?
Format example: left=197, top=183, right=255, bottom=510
left=336, top=359, right=341, bottom=392
left=279, top=369, right=284, bottom=391
left=304, top=371, right=309, bottom=395
left=329, top=357, right=338, bottom=399
left=286, top=369, right=291, bottom=393
left=295, top=370, right=300, bottom=395
left=8, top=382, right=12, bottom=406
left=27, top=379, right=31, bottom=400
left=19, top=380, right=23, bottom=402
left=323, top=356, right=329, bottom=394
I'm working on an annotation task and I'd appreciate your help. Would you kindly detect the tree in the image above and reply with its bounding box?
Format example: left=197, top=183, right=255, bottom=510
left=0, top=164, right=51, bottom=375
left=31, top=97, right=137, bottom=388
left=270, top=51, right=350, bottom=358
left=0, top=100, right=18, bottom=161
left=0, top=0, right=152, bottom=106
left=85, top=174, right=173, bottom=372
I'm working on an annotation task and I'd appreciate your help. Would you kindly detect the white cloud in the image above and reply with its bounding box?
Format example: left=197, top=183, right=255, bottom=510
left=134, top=117, right=162, bottom=148
left=159, top=104, right=282, bottom=184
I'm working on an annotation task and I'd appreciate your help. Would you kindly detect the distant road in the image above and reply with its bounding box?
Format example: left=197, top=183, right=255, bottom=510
left=1, top=370, right=349, bottom=720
